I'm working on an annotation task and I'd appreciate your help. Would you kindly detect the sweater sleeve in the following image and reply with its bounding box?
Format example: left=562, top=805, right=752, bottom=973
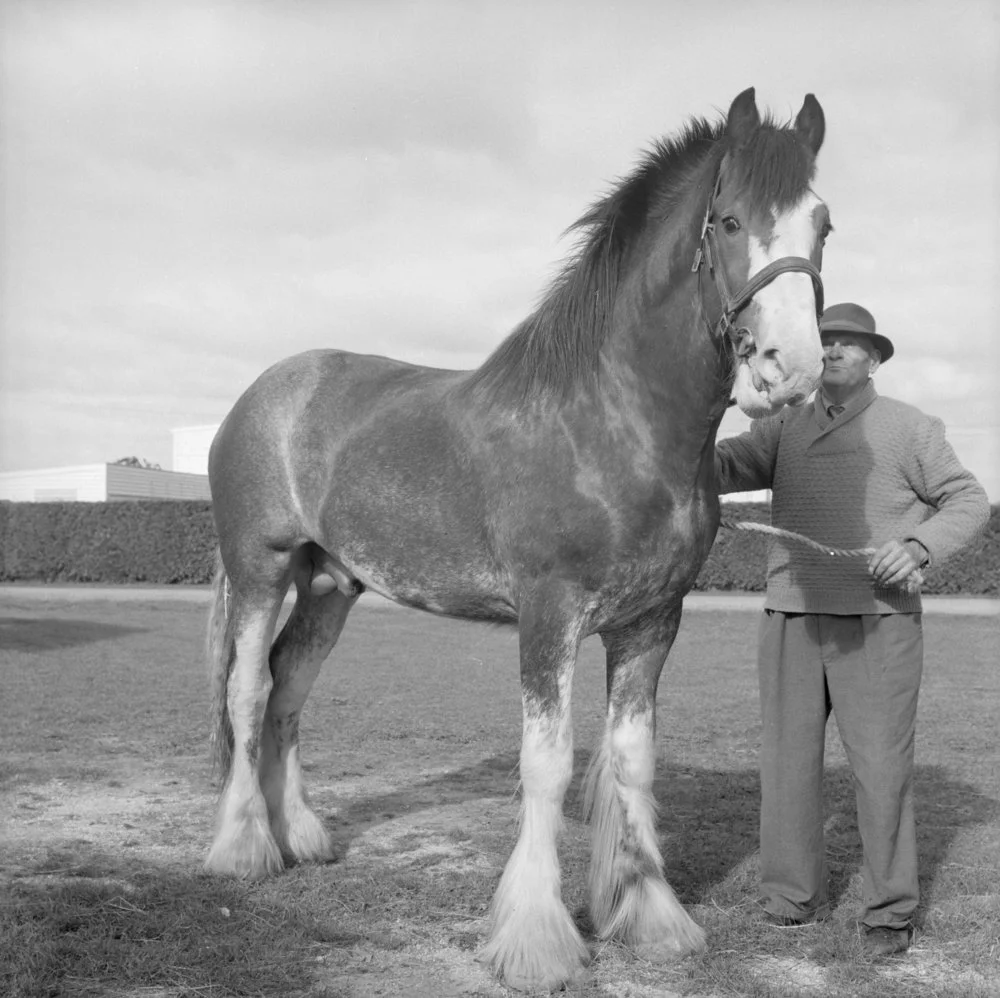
left=902, top=415, right=991, bottom=566
left=715, top=415, right=783, bottom=495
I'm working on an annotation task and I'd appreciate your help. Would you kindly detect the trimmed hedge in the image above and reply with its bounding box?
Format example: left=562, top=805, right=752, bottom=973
left=0, top=500, right=216, bottom=584
left=1, top=500, right=997, bottom=595
left=696, top=502, right=772, bottom=592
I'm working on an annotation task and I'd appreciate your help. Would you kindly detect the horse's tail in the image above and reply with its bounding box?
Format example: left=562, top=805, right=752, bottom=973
left=207, top=549, right=235, bottom=783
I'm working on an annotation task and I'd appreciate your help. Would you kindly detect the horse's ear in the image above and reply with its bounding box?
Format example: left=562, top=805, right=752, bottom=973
left=795, top=94, right=825, bottom=155
left=725, top=88, right=760, bottom=144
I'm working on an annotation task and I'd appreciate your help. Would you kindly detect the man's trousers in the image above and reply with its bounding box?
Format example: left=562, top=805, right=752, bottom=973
left=756, top=610, right=923, bottom=929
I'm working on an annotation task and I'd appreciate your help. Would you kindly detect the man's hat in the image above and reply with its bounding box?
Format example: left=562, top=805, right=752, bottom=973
left=819, top=303, right=894, bottom=362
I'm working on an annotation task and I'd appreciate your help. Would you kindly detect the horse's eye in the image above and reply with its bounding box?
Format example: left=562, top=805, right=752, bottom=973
left=721, top=216, right=741, bottom=235
left=820, top=221, right=833, bottom=242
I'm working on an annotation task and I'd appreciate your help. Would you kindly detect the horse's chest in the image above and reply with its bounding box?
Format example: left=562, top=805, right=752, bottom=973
left=589, top=494, right=716, bottom=613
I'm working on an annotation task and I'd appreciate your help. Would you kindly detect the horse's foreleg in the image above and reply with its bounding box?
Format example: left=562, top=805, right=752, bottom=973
left=482, top=596, right=590, bottom=992
left=206, top=590, right=286, bottom=879
left=261, top=585, right=357, bottom=865
left=586, top=608, right=706, bottom=960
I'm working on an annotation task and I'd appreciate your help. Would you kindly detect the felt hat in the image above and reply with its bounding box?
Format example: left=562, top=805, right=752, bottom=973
left=819, top=302, right=894, bottom=362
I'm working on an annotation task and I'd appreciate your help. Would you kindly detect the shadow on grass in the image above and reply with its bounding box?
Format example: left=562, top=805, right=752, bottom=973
left=322, top=751, right=751, bottom=894
left=0, top=617, right=147, bottom=652
left=823, top=764, right=1000, bottom=925
left=323, top=752, right=1000, bottom=916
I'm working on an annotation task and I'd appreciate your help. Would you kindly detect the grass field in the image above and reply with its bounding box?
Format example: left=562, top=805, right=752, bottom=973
left=1, top=592, right=997, bottom=997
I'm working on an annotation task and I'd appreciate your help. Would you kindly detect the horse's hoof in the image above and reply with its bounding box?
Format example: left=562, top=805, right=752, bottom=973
left=273, top=806, right=336, bottom=865
left=205, top=827, right=285, bottom=880
left=634, top=932, right=706, bottom=964
left=204, top=852, right=284, bottom=880
left=502, top=964, right=592, bottom=994
left=479, top=926, right=591, bottom=994
left=479, top=949, right=590, bottom=995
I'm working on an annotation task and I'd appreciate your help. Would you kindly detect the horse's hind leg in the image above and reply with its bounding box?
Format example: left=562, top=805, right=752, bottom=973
left=260, top=582, right=358, bottom=865
left=585, top=608, right=706, bottom=960
left=206, top=582, right=287, bottom=879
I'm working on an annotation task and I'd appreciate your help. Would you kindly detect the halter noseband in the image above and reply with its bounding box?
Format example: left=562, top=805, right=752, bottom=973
left=692, top=175, right=824, bottom=358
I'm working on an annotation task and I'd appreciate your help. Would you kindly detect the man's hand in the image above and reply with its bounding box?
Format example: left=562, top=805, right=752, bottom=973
left=868, top=540, right=925, bottom=589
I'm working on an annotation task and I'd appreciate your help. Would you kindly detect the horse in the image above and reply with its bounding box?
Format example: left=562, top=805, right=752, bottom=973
left=205, top=87, right=830, bottom=991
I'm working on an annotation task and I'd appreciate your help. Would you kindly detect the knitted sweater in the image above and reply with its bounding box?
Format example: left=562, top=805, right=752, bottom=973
left=715, top=382, right=990, bottom=614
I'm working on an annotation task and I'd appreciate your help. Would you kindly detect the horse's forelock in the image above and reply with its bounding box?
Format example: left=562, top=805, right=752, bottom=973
left=723, top=123, right=817, bottom=218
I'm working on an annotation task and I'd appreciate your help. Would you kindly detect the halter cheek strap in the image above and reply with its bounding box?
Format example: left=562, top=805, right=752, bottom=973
left=692, top=177, right=824, bottom=352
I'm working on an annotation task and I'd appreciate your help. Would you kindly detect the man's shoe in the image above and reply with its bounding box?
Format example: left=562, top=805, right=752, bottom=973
left=862, top=925, right=912, bottom=956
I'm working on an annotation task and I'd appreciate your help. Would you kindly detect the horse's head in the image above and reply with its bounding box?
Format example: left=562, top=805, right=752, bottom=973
left=699, top=88, right=830, bottom=417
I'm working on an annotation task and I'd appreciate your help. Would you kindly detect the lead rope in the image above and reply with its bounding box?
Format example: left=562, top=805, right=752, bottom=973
left=718, top=518, right=924, bottom=593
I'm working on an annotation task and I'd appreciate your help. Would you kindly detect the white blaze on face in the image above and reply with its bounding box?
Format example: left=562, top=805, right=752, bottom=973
left=739, top=191, right=826, bottom=412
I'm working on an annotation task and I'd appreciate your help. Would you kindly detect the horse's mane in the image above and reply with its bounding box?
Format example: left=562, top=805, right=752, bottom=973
left=465, top=111, right=817, bottom=403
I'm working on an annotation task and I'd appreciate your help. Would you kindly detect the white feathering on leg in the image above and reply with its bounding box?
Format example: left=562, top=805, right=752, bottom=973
left=260, top=588, right=354, bottom=866
left=206, top=613, right=285, bottom=879
left=481, top=708, right=590, bottom=991
left=265, top=741, right=335, bottom=864
left=206, top=784, right=284, bottom=878
left=584, top=714, right=705, bottom=958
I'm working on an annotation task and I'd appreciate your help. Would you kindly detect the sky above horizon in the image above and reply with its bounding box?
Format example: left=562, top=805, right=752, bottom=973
left=2, top=1, right=998, bottom=496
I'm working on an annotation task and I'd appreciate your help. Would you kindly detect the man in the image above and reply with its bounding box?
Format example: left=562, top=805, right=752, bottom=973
left=715, top=302, right=990, bottom=956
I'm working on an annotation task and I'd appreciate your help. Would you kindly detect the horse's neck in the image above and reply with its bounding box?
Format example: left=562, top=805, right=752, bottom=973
left=605, top=239, right=730, bottom=444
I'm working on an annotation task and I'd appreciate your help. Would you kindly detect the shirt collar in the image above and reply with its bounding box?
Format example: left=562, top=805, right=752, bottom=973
left=816, top=380, right=878, bottom=420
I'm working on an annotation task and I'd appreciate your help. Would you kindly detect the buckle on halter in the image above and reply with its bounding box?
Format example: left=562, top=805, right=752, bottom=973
left=692, top=192, right=716, bottom=272
left=702, top=235, right=714, bottom=272
left=691, top=237, right=715, bottom=274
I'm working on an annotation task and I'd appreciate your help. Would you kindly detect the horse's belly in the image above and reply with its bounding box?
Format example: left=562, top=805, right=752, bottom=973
left=315, top=475, right=515, bottom=622
left=336, top=535, right=515, bottom=622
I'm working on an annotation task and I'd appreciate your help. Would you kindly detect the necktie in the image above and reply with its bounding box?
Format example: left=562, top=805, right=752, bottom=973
left=828, top=404, right=844, bottom=419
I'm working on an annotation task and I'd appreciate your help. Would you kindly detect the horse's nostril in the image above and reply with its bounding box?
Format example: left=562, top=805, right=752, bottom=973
left=758, top=348, right=784, bottom=379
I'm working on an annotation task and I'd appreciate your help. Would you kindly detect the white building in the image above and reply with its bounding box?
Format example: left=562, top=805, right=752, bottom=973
left=0, top=463, right=211, bottom=503
left=0, top=425, right=220, bottom=503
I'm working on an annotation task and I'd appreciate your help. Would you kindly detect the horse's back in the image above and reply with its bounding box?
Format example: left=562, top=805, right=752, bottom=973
left=212, top=348, right=465, bottom=489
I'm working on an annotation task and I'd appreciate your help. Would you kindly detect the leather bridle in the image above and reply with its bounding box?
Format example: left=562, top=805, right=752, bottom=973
left=692, top=174, right=824, bottom=360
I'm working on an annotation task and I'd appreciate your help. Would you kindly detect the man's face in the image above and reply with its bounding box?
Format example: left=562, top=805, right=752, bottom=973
left=820, top=332, right=879, bottom=393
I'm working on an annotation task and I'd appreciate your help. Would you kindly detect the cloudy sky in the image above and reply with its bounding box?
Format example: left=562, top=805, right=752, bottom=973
left=2, top=0, right=998, bottom=496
